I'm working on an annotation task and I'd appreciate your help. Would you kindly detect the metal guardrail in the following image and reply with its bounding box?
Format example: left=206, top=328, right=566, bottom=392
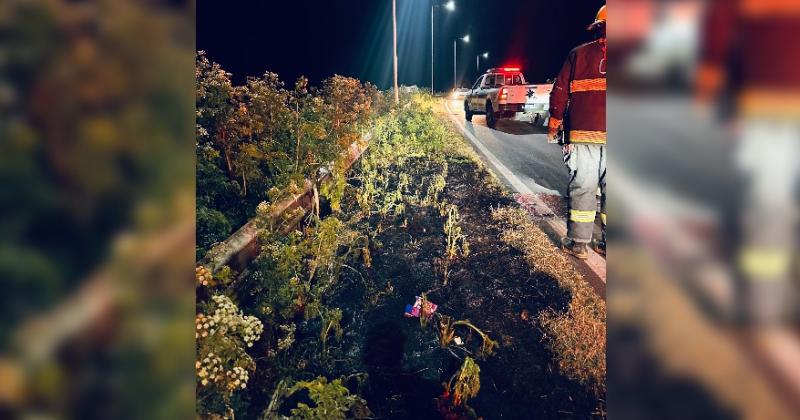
left=203, top=133, right=373, bottom=273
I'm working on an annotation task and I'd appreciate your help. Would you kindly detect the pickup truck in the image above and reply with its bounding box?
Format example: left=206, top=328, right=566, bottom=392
left=464, top=67, right=536, bottom=128
left=524, top=83, right=554, bottom=127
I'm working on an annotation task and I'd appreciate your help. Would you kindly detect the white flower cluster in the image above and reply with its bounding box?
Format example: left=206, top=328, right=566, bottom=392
left=196, top=265, right=215, bottom=287
left=195, top=353, right=249, bottom=391
left=256, top=201, right=271, bottom=217
left=262, top=241, right=283, bottom=258
left=196, top=352, right=223, bottom=387
left=208, top=295, right=264, bottom=348
left=277, top=324, right=296, bottom=351
left=240, top=316, right=263, bottom=348
left=226, top=366, right=249, bottom=391
left=197, top=124, right=209, bottom=138
left=195, top=313, right=215, bottom=339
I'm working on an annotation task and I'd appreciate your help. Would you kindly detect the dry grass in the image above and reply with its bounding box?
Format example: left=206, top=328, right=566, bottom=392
left=491, top=206, right=606, bottom=396
left=428, top=98, right=606, bottom=396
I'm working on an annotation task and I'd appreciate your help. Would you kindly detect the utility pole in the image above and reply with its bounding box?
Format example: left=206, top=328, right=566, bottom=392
left=393, top=0, right=399, bottom=104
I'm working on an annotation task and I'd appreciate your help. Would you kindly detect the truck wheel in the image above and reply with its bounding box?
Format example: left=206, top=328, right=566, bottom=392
left=465, top=101, right=473, bottom=122
left=486, top=102, right=497, bottom=128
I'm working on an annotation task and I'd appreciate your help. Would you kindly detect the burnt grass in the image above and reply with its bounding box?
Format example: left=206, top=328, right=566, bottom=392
left=272, top=155, right=604, bottom=419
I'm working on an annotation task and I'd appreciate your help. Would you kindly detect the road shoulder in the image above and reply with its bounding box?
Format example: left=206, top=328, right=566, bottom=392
left=439, top=98, right=606, bottom=296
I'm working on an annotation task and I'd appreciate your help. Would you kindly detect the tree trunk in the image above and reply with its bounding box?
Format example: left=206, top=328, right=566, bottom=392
left=225, top=151, right=233, bottom=179
left=219, top=128, right=235, bottom=181
left=294, top=124, right=303, bottom=173
left=293, top=109, right=301, bottom=173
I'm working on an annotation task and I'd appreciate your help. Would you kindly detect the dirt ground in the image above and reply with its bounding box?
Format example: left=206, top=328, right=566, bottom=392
left=283, top=157, right=604, bottom=419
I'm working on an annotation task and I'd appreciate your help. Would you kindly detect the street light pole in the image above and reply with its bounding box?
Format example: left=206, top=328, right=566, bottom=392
left=431, top=1, right=455, bottom=96
left=393, top=0, right=399, bottom=104
left=453, top=34, right=469, bottom=91
left=477, top=52, right=488, bottom=74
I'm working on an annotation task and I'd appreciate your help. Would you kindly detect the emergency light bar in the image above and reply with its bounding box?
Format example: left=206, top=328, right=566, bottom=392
left=486, top=67, right=521, bottom=73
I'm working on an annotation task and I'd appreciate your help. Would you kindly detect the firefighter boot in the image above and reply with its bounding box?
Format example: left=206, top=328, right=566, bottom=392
left=562, top=237, right=589, bottom=260
left=591, top=239, right=606, bottom=257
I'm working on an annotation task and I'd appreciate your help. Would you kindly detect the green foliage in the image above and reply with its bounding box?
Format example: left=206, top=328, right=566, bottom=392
left=318, top=307, right=344, bottom=352
left=196, top=265, right=233, bottom=288
left=195, top=53, right=379, bottom=257
left=352, top=94, right=453, bottom=229
left=442, top=204, right=470, bottom=285
left=196, top=295, right=263, bottom=417
left=252, top=230, right=308, bottom=321
left=196, top=91, right=466, bottom=418
left=285, top=377, right=370, bottom=420
left=447, top=357, right=481, bottom=407
left=307, top=217, right=347, bottom=287
left=320, top=160, right=349, bottom=213
left=244, top=214, right=362, bottom=367
left=196, top=206, right=232, bottom=259
left=444, top=205, right=469, bottom=259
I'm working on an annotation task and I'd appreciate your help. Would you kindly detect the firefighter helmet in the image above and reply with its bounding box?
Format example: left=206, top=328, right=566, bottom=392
left=588, top=5, right=606, bottom=30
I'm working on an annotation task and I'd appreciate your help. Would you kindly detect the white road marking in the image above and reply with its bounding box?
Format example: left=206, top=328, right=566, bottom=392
left=444, top=100, right=560, bottom=196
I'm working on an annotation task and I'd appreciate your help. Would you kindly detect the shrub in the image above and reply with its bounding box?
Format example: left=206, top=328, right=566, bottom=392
left=195, top=52, right=380, bottom=258
left=196, top=206, right=232, bottom=258
left=446, top=357, right=481, bottom=407
left=285, top=377, right=370, bottom=420
left=196, top=294, right=263, bottom=416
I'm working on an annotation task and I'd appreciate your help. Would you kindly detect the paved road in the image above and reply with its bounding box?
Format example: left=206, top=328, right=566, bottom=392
left=444, top=99, right=568, bottom=197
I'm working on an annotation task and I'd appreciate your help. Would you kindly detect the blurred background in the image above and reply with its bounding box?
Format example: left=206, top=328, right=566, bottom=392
left=0, top=0, right=195, bottom=418
left=608, top=0, right=800, bottom=418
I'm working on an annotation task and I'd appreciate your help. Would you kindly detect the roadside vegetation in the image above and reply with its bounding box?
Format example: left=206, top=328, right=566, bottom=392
left=196, top=51, right=381, bottom=259
left=196, top=53, right=606, bottom=418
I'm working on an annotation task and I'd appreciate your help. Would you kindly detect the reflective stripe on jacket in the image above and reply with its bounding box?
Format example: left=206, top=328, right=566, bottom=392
left=548, top=40, right=606, bottom=144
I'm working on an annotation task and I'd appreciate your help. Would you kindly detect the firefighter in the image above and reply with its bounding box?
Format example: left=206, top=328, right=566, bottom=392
left=548, top=4, right=607, bottom=259
left=698, top=0, right=800, bottom=324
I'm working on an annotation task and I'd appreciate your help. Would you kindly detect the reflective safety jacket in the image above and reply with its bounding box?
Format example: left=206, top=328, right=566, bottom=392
left=699, top=0, right=800, bottom=118
left=548, top=39, right=607, bottom=145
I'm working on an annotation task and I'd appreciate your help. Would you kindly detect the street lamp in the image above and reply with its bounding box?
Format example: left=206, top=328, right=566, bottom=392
left=431, top=1, right=455, bottom=95
left=477, top=52, right=488, bottom=73
left=454, top=34, right=469, bottom=90
left=392, top=0, right=399, bottom=104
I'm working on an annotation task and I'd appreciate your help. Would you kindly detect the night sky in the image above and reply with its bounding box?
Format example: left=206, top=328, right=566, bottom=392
left=198, top=0, right=605, bottom=91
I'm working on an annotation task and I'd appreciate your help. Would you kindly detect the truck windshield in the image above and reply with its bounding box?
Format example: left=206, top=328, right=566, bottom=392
left=471, top=76, right=484, bottom=90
